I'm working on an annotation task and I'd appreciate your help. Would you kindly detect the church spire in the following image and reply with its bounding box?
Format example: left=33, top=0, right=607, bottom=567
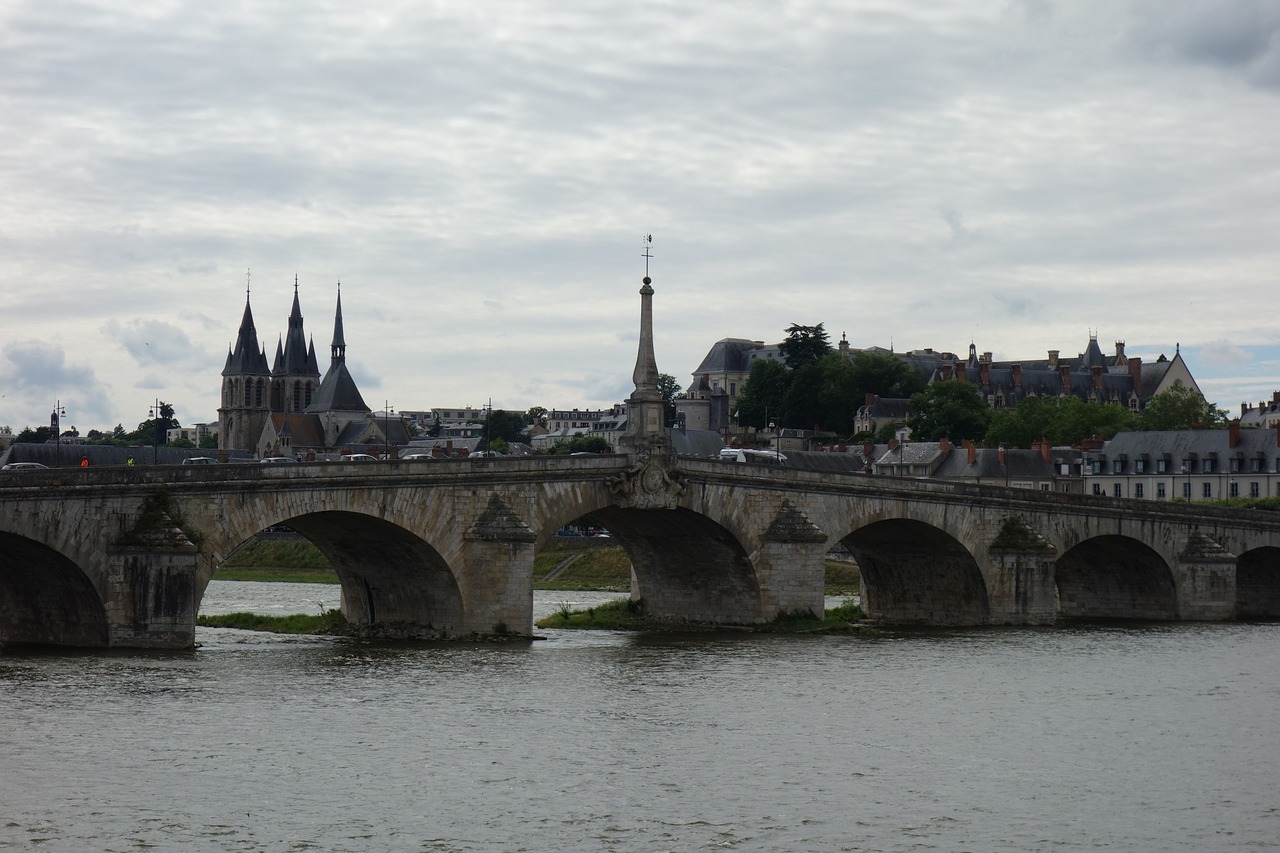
left=330, top=281, right=347, bottom=360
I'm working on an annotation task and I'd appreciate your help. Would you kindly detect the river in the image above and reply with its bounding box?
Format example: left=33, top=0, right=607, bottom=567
left=2, top=580, right=1277, bottom=852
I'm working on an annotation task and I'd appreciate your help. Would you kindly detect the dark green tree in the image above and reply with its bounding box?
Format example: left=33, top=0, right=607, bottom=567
left=735, top=358, right=789, bottom=428
left=550, top=435, right=611, bottom=455
left=526, top=406, right=548, bottom=428
left=778, top=323, right=832, bottom=369
left=17, top=425, right=53, bottom=443
left=907, top=380, right=991, bottom=442
left=478, top=410, right=530, bottom=445
left=850, top=352, right=927, bottom=400
left=1135, top=383, right=1227, bottom=431
left=657, top=373, right=683, bottom=427
left=985, top=396, right=1135, bottom=448
left=783, top=361, right=827, bottom=433
left=199, top=433, right=219, bottom=449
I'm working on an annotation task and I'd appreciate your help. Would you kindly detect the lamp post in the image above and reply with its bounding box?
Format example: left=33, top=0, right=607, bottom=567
left=382, top=401, right=395, bottom=459
left=149, top=399, right=162, bottom=464
left=769, top=422, right=777, bottom=460
left=1181, top=465, right=1190, bottom=502
left=51, top=400, right=65, bottom=467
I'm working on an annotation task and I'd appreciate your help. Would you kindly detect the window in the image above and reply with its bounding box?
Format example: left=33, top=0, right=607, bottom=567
left=1203, top=482, right=1212, bottom=499
left=1183, top=482, right=1191, bottom=499
left=1230, top=482, right=1239, bottom=498
left=1157, top=459, right=1167, bottom=474
left=1204, top=459, right=1214, bottom=473
left=1041, top=483, right=1050, bottom=491
left=1091, top=460, right=1102, bottom=474
left=1111, top=460, right=1123, bottom=475
left=1250, top=482, right=1260, bottom=498
left=1062, top=484, right=1071, bottom=493
left=1135, top=483, right=1144, bottom=498
left=1113, top=483, right=1123, bottom=498
left=1230, top=458, right=1240, bottom=473
left=1181, top=458, right=1191, bottom=473
left=1135, top=459, right=1145, bottom=474
left=1092, top=483, right=1102, bottom=495
left=1157, top=482, right=1167, bottom=499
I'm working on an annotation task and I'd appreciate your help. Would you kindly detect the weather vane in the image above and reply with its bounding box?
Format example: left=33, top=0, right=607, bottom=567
left=641, top=234, right=653, bottom=278
left=246, top=268, right=251, bottom=298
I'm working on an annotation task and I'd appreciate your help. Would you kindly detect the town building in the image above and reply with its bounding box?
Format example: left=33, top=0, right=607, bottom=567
left=1240, top=392, right=1280, bottom=429
left=1082, top=424, right=1280, bottom=501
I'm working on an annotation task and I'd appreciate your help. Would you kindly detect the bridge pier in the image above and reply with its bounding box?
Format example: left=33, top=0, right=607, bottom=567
left=459, top=494, right=538, bottom=637
left=103, top=544, right=199, bottom=649
left=1174, top=533, right=1237, bottom=621
left=985, top=518, right=1059, bottom=625
left=755, top=500, right=828, bottom=618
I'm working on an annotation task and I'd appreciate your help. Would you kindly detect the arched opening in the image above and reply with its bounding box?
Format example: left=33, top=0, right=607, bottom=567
left=0, top=533, right=109, bottom=647
left=842, top=519, right=990, bottom=625
left=212, top=513, right=463, bottom=637
left=1236, top=546, right=1280, bottom=619
left=1056, top=535, right=1176, bottom=620
left=570, top=506, right=761, bottom=624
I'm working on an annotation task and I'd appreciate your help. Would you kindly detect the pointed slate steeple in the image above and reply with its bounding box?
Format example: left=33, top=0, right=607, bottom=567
left=277, top=277, right=314, bottom=376
left=222, top=294, right=270, bottom=376
left=307, top=283, right=369, bottom=414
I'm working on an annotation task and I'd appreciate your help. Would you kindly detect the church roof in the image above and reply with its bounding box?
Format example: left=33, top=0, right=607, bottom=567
left=222, top=297, right=271, bottom=376
left=307, top=361, right=369, bottom=414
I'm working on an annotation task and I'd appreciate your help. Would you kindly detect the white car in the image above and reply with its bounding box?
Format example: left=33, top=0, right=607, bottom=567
left=2, top=461, right=49, bottom=471
left=260, top=456, right=298, bottom=464
left=340, top=453, right=379, bottom=462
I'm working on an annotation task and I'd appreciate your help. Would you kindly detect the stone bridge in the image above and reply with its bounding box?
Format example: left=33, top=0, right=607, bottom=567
left=4, top=272, right=1279, bottom=648
left=1, top=452, right=1279, bottom=648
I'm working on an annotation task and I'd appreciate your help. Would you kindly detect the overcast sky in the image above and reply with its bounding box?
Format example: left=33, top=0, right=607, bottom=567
left=2, top=0, right=1277, bottom=434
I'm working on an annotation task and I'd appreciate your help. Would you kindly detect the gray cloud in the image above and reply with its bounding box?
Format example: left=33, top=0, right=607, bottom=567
left=0, top=0, right=1275, bottom=427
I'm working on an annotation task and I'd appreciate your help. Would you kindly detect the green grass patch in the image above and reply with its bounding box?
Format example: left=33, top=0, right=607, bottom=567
left=196, top=609, right=349, bottom=634
left=215, top=565, right=340, bottom=584
left=224, top=538, right=332, bottom=570
left=823, top=559, right=861, bottom=595
left=536, top=596, right=865, bottom=633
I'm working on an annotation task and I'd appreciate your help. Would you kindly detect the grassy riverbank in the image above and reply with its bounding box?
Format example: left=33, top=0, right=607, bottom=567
left=535, top=596, right=866, bottom=632
left=219, top=538, right=862, bottom=595
left=196, top=609, right=348, bottom=634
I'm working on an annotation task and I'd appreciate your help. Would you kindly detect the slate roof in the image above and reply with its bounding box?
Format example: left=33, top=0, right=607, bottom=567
left=931, top=447, right=1055, bottom=481
left=1093, top=428, right=1280, bottom=468
left=222, top=297, right=270, bottom=376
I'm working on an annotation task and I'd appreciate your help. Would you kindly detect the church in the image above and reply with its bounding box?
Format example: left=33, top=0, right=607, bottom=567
left=217, top=282, right=409, bottom=458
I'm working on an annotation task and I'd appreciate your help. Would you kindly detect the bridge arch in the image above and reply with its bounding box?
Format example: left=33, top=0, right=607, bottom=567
left=842, top=519, right=991, bottom=625
left=1236, top=546, right=1280, bottom=619
left=0, top=532, right=109, bottom=646
left=213, top=510, right=464, bottom=637
left=1055, top=535, right=1177, bottom=619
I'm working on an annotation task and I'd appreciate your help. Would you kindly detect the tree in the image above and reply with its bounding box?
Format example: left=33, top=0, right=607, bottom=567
left=199, top=433, right=219, bottom=449
left=779, top=323, right=832, bottom=369
left=850, top=352, right=927, bottom=400
left=907, top=380, right=991, bottom=442
left=550, top=435, right=610, bottom=455
left=657, top=373, right=682, bottom=427
left=483, top=410, right=531, bottom=444
left=735, top=358, right=789, bottom=428
left=985, top=396, right=1134, bottom=448
left=526, top=406, right=548, bottom=428
left=1135, top=383, right=1227, bottom=431
left=16, top=425, right=53, bottom=443
left=488, top=436, right=509, bottom=455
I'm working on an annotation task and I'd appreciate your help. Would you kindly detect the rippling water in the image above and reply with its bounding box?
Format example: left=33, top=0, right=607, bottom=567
left=2, top=581, right=1277, bottom=852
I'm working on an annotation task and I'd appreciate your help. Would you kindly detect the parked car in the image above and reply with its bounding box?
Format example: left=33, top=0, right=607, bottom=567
left=340, top=453, right=379, bottom=462
left=260, top=456, right=298, bottom=464
left=402, top=453, right=434, bottom=461
left=181, top=457, right=218, bottom=465
left=2, top=461, right=49, bottom=471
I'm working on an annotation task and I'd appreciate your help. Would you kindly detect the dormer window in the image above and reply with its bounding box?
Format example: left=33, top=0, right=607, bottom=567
left=1203, top=459, right=1214, bottom=473
left=1111, top=459, right=1123, bottom=475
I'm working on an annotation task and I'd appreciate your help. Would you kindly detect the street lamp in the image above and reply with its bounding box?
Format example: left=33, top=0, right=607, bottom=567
left=51, top=400, right=65, bottom=467
left=149, top=399, right=162, bottom=464
left=382, top=401, right=394, bottom=459
left=768, top=422, right=777, bottom=460
left=1180, top=464, right=1190, bottom=502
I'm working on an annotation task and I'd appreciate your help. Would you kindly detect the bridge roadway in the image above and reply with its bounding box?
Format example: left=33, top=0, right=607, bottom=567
left=2, top=452, right=1279, bottom=648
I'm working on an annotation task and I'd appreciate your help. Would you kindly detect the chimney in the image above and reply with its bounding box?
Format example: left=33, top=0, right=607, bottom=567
left=863, top=442, right=874, bottom=457
left=963, top=439, right=975, bottom=465
left=998, top=445, right=1006, bottom=466
left=753, top=340, right=764, bottom=349
left=941, top=364, right=954, bottom=380
left=1091, top=364, right=1103, bottom=390
left=1129, top=357, right=1142, bottom=397
left=956, top=363, right=966, bottom=381
left=1061, top=364, right=1071, bottom=390
left=1115, top=340, right=1126, bottom=361
left=865, top=392, right=875, bottom=407
left=1034, top=440, right=1051, bottom=463
left=888, top=438, right=900, bottom=452
left=1012, top=363, right=1022, bottom=388
left=1048, top=349, right=1059, bottom=369
left=980, top=360, right=990, bottom=385
left=1242, top=402, right=1250, bottom=417
left=939, top=435, right=951, bottom=455
left=1229, top=419, right=1241, bottom=448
